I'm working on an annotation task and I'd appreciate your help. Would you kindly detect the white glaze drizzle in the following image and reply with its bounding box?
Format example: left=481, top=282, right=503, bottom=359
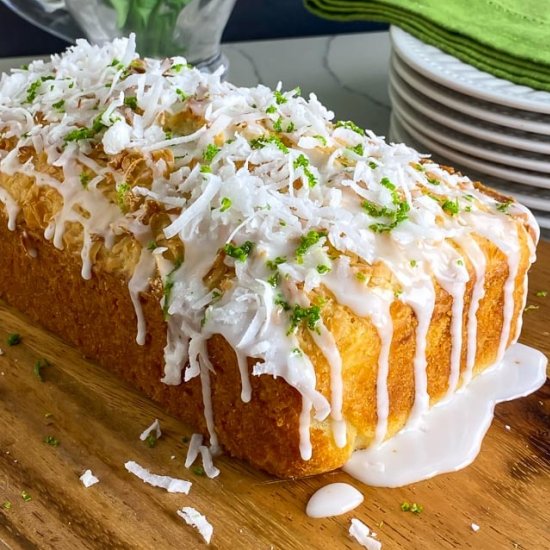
left=423, top=242, right=469, bottom=398
left=236, top=350, right=252, bottom=403
left=323, top=259, right=394, bottom=443
left=310, top=322, right=346, bottom=448
left=457, top=237, right=486, bottom=386
left=401, top=278, right=435, bottom=425
left=128, top=247, right=156, bottom=345
left=299, top=396, right=313, bottom=461
left=468, top=215, right=522, bottom=362
left=199, top=353, right=220, bottom=453
left=0, top=186, right=19, bottom=230
left=373, top=303, right=393, bottom=444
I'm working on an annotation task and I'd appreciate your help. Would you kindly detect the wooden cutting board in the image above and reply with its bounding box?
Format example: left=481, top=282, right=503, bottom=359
left=0, top=241, right=548, bottom=550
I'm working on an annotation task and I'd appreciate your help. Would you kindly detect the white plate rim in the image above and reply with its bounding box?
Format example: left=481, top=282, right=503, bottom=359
left=390, top=26, right=550, bottom=115
left=389, top=87, right=550, bottom=174
left=390, top=55, right=550, bottom=152
left=390, top=55, right=550, bottom=135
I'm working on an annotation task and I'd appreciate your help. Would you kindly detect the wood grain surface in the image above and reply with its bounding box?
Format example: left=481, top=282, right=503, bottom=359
left=0, top=241, right=548, bottom=550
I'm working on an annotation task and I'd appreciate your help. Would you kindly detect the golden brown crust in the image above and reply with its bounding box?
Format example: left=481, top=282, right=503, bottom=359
left=0, top=205, right=532, bottom=477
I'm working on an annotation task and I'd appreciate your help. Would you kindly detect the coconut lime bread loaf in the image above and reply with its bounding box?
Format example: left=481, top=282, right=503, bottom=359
left=0, top=36, right=539, bottom=477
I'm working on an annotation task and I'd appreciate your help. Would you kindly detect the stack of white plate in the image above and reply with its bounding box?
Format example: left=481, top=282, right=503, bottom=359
left=388, top=26, right=550, bottom=231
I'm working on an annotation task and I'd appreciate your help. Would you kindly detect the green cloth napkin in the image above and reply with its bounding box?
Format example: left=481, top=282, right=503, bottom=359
left=304, top=0, right=550, bottom=92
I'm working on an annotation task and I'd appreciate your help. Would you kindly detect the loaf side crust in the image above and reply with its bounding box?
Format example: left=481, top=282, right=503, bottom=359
left=0, top=209, right=531, bottom=477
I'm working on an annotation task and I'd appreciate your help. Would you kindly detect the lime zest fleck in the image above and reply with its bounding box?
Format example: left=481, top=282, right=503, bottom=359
left=115, top=182, right=131, bottom=212
left=7, top=333, right=21, bottom=346
left=288, top=304, right=321, bottom=334
left=348, top=143, right=364, bottom=156
left=145, top=433, right=157, bottom=448
left=335, top=120, right=365, bottom=136
left=401, top=501, right=423, bottom=514
left=123, top=96, right=138, bottom=110
left=442, top=198, right=460, bottom=216
left=220, top=197, right=232, bottom=212
left=296, top=230, right=327, bottom=262
left=44, top=435, right=60, bottom=447
left=496, top=199, right=513, bottom=213
left=266, top=256, right=286, bottom=271
left=203, top=144, right=220, bottom=163
left=224, top=241, right=255, bottom=262
left=250, top=135, right=289, bottom=154
left=293, top=154, right=317, bottom=187
left=274, top=90, right=287, bottom=105
left=313, top=134, right=327, bottom=146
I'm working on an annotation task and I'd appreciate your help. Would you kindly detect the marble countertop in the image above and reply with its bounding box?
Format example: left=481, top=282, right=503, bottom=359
left=0, top=31, right=392, bottom=137
left=224, top=31, right=392, bottom=136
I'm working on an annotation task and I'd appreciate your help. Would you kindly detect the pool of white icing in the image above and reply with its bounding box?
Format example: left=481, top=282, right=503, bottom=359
left=343, top=343, right=547, bottom=487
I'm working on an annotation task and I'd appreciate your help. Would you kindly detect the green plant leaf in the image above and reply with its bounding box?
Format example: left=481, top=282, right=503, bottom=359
left=133, top=0, right=163, bottom=26
left=108, top=0, right=132, bottom=28
left=165, top=0, right=194, bottom=9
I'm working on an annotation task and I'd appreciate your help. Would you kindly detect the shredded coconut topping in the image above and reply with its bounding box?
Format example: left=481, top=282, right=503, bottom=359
left=139, top=418, right=162, bottom=441
left=199, top=445, right=220, bottom=478
left=79, top=469, right=99, bottom=488
left=124, top=460, right=191, bottom=493
left=185, top=433, right=203, bottom=468
left=177, top=506, right=213, bottom=544
left=349, top=518, right=382, bottom=550
left=0, top=35, right=539, bottom=460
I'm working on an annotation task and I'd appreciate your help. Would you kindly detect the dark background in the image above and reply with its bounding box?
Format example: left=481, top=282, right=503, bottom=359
left=0, top=0, right=387, bottom=57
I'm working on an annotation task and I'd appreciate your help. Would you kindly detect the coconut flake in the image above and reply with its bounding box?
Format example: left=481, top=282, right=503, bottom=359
left=124, top=461, right=191, bottom=493
left=199, top=445, right=220, bottom=479
left=349, top=519, right=382, bottom=550
left=79, top=469, right=99, bottom=488
left=139, top=419, right=162, bottom=442
left=102, top=118, right=132, bottom=155
left=177, top=507, right=213, bottom=544
left=185, top=433, right=203, bottom=468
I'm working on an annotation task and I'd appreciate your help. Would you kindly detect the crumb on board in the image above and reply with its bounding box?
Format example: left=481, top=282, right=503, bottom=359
left=124, top=461, right=191, bottom=494
left=80, top=469, right=99, bottom=488
left=177, top=507, right=213, bottom=544
left=349, top=518, right=382, bottom=549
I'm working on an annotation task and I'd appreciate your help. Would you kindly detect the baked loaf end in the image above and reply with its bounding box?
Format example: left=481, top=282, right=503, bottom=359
left=0, top=36, right=539, bottom=477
